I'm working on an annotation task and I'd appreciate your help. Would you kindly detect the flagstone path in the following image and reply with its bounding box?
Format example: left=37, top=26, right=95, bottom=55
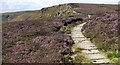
left=71, top=22, right=111, bottom=64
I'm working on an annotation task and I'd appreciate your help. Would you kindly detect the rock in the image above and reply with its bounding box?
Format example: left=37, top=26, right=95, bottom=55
left=16, top=41, right=25, bottom=45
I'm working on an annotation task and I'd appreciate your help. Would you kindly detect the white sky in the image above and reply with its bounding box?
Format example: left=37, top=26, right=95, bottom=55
left=1, top=0, right=119, bottom=13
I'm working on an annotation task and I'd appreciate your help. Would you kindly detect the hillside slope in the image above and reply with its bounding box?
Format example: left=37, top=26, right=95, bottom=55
left=2, top=3, right=118, bottom=23
left=2, top=3, right=118, bottom=63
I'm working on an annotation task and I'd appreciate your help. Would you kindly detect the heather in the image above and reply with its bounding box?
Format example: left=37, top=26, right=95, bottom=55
left=2, top=14, right=86, bottom=63
left=2, top=3, right=118, bottom=63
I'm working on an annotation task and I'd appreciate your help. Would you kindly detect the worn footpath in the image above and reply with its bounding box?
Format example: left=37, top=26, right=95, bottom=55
left=71, top=22, right=112, bottom=64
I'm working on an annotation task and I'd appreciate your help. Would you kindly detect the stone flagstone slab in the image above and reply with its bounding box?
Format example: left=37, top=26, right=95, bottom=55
left=81, top=50, right=100, bottom=54
left=85, top=54, right=106, bottom=60
left=91, top=59, right=110, bottom=63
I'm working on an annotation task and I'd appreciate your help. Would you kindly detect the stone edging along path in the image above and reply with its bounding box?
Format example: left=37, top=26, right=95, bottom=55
left=71, top=22, right=111, bottom=64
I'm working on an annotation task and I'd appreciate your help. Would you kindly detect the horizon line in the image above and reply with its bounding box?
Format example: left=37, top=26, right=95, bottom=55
left=1, top=2, right=119, bottom=13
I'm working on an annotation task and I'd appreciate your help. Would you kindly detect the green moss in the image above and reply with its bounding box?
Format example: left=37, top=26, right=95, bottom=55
left=102, top=50, right=120, bottom=64
left=62, top=55, right=72, bottom=63
left=73, top=8, right=82, bottom=10
left=60, top=27, right=65, bottom=32
left=62, top=18, right=68, bottom=21
left=106, top=50, right=119, bottom=58
left=82, top=31, right=86, bottom=37
left=66, top=10, right=71, bottom=13
left=72, top=53, right=91, bottom=63
left=110, top=58, right=120, bottom=64
left=72, top=46, right=85, bottom=52
left=87, top=38, right=91, bottom=41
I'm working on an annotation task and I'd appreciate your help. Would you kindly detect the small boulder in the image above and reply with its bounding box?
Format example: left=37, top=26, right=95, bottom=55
left=16, top=41, right=25, bottom=45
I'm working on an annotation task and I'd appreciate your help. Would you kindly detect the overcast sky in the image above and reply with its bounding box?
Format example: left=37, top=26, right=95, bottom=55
left=0, top=0, right=119, bottom=13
